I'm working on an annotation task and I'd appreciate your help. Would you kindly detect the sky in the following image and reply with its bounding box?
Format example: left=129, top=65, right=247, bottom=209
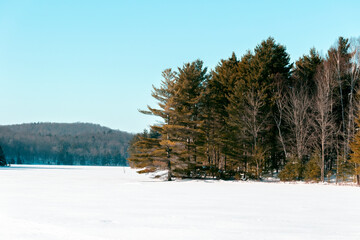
left=0, top=0, right=359, bottom=133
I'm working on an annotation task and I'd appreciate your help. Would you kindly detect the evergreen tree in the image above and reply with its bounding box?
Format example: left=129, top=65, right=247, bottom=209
left=0, top=145, right=7, bottom=166
left=128, top=129, right=169, bottom=176
left=304, top=151, right=321, bottom=182
left=129, top=61, right=208, bottom=179
left=227, top=38, right=292, bottom=178
left=226, top=51, right=253, bottom=177
left=252, top=37, right=292, bottom=173
left=278, top=156, right=303, bottom=181
left=227, top=50, right=272, bottom=179
left=327, top=37, right=353, bottom=158
left=204, top=52, right=239, bottom=177
left=128, top=69, right=177, bottom=180
left=349, top=114, right=360, bottom=185
left=168, top=60, right=208, bottom=177
left=292, top=48, right=323, bottom=94
left=16, top=152, right=23, bottom=164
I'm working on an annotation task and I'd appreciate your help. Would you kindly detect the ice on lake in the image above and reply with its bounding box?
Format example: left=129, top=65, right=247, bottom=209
left=0, top=165, right=359, bottom=240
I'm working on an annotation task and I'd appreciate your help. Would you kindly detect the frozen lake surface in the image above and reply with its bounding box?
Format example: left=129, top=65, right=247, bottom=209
left=0, top=165, right=359, bottom=240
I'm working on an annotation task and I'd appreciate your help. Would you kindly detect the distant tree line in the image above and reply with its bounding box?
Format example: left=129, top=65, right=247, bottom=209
left=128, top=36, right=360, bottom=184
left=0, top=123, right=133, bottom=166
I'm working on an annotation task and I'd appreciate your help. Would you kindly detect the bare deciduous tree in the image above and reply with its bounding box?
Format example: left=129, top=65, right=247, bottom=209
left=283, top=85, right=312, bottom=161
left=313, top=61, right=336, bottom=182
left=242, top=86, right=269, bottom=178
left=273, top=82, right=287, bottom=162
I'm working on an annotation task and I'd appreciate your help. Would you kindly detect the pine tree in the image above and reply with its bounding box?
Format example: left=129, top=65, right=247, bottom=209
left=349, top=115, right=360, bottom=185
left=128, top=69, right=177, bottom=180
left=226, top=51, right=252, bottom=177
left=226, top=51, right=270, bottom=179
left=128, top=129, right=170, bottom=177
left=203, top=52, right=239, bottom=177
left=169, top=60, right=208, bottom=177
left=226, top=38, right=292, bottom=178
left=251, top=37, right=292, bottom=173
left=278, top=156, right=303, bottom=181
left=292, top=48, right=323, bottom=94
left=129, top=61, right=208, bottom=179
left=0, top=145, right=7, bottom=166
left=327, top=37, right=353, bottom=158
left=304, top=151, right=321, bottom=182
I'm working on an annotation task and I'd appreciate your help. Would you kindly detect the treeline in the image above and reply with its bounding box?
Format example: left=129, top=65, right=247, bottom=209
left=0, top=122, right=133, bottom=166
left=128, top=36, right=360, bottom=184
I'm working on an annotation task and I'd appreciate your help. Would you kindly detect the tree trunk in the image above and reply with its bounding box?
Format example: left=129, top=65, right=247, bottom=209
left=167, top=159, right=172, bottom=181
left=166, top=143, right=172, bottom=181
left=336, top=152, right=339, bottom=184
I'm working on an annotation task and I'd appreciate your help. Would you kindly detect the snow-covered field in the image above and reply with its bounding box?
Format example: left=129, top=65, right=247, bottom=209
left=0, top=165, right=359, bottom=240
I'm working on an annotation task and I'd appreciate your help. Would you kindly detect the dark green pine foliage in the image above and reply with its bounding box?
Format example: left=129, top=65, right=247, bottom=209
left=330, top=37, right=355, bottom=161
left=328, top=37, right=352, bottom=107
left=304, top=152, right=321, bottom=182
left=226, top=51, right=254, bottom=177
left=170, top=60, right=208, bottom=177
left=350, top=114, right=360, bottom=185
left=228, top=50, right=273, bottom=179
left=252, top=37, right=292, bottom=91
left=292, top=48, right=323, bottom=94
left=227, top=38, right=292, bottom=178
left=129, top=61, right=208, bottom=179
left=128, top=129, right=164, bottom=173
left=203, top=52, right=239, bottom=177
left=128, top=69, right=177, bottom=180
left=278, top=156, right=304, bottom=181
left=0, top=145, right=7, bottom=166
left=252, top=37, right=292, bottom=173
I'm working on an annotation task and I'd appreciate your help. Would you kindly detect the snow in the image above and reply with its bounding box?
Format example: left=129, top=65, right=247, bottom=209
left=0, top=165, right=359, bottom=240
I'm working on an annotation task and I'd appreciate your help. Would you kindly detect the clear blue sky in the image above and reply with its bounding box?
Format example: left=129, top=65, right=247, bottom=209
left=1, top=0, right=359, bottom=133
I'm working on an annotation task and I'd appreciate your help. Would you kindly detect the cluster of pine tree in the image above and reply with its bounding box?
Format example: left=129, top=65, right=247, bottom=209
left=128, top=36, right=360, bottom=184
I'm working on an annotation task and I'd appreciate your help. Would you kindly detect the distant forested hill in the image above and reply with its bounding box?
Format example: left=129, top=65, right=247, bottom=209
left=0, top=123, right=134, bottom=166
